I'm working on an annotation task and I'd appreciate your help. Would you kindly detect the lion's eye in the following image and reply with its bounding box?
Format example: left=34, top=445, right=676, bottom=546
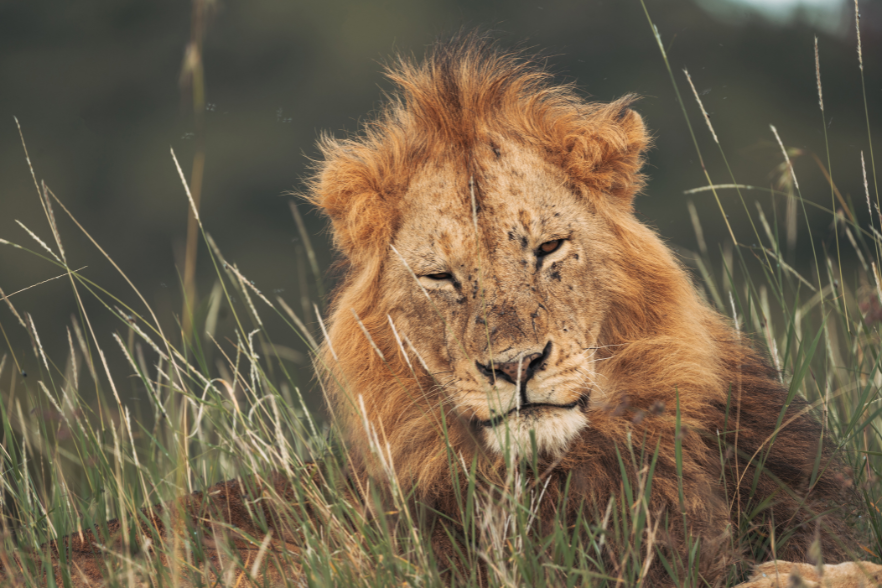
left=537, top=239, right=563, bottom=255
left=425, top=272, right=453, bottom=281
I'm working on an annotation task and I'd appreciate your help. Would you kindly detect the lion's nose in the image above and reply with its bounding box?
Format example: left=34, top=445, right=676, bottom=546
left=476, top=342, right=552, bottom=385
left=495, top=353, right=541, bottom=382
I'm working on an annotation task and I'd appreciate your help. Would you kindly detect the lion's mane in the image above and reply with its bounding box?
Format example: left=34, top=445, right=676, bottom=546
left=308, top=33, right=859, bottom=582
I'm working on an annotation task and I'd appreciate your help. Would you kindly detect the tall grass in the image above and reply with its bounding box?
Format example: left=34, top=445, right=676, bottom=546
left=1, top=5, right=880, bottom=586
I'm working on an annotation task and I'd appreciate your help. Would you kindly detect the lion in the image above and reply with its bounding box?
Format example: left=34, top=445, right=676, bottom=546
left=2, top=34, right=872, bottom=587
left=307, top=34, right=865, bottom=584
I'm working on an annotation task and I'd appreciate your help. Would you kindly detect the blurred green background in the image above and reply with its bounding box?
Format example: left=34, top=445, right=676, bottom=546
left=0, top=0, right=880, bottom=412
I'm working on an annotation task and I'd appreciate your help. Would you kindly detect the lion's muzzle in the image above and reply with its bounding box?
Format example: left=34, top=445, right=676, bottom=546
left=474, top=341, right=552, bottom=387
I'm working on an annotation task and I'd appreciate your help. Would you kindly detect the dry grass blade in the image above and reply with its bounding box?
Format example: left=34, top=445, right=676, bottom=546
left=350, top=309, right=384, bottom=361
left=815, top=36, right=824, bottom=113
left=314, top=303, right=337, bottom=361
left=770, top=125, right=800, bottom=191
left=0, top=284, right=27, bottom=329
left=277, top=296, right=318, bottom=350
left=0, top=267, right=87, bottom=303
left=683, top=68, right=718, bottom=144
left=224, top=262, right=276, bottom=311
left=15, top=220, right=60, bottom=263
left=26, top=313, right=48, bottom=372
left=171, top=146, right=201, bottom=226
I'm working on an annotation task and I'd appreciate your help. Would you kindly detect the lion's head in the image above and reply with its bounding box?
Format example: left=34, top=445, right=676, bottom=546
left=305, top=35, right=862, bottom=578
left=309, top=35, right=725, bottom=488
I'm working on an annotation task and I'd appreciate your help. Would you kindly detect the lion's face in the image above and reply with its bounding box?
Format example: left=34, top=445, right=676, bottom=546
left=312, top=42, right=649, bottom=469
left=385, top=140, right=618, bottom=457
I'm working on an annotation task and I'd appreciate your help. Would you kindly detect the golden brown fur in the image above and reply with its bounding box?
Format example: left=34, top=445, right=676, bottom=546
left=740, top=560, right=882, bottom=587
left=1, top=34, right=864, bottom=587
left=309, top=34, right=861, bottom=584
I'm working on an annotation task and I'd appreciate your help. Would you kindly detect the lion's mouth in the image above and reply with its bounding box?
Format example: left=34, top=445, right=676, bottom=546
left=474, top=394, right=589, bottom=429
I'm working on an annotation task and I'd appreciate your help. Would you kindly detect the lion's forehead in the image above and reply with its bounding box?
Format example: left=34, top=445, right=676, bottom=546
left=397, top=143, right=588, bottom=260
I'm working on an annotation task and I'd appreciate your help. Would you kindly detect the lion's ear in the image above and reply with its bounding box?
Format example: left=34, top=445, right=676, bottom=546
left=560, top=96, right=650, bottom=208
left=307, top=135, right=400, bottom=267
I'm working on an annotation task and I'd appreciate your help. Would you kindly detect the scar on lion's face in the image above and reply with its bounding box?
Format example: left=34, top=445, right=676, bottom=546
left=385, top=140, right=616, bottom=457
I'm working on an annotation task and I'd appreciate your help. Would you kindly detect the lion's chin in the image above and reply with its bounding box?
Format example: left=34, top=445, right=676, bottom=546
left=481, top=407, right=588, bottom=459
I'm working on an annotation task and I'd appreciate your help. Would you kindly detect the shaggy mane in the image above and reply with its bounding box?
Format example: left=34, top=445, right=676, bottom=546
left=308, top=32, right=648, bottom=268
left=307, top=33, right=861, bottom=584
